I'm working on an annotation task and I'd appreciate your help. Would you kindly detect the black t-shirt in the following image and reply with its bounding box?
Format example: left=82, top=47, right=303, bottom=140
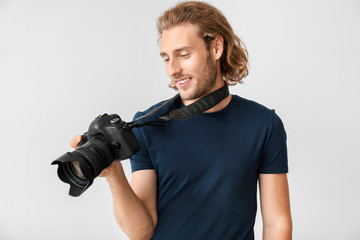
left=131, top=95, right=288, bottom=240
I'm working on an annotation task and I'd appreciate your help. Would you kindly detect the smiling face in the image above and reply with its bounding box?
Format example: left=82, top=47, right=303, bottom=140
left=160, top=23, right=223, bottom=105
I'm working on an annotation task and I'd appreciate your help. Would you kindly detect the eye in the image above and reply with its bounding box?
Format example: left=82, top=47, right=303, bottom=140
left=180, top=53, right=190, bottom=58
left=163, top=58, right=169, bottom=63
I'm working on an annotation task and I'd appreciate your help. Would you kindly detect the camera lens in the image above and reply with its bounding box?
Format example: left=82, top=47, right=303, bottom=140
left=63, top=161, right=87, bottom=186
left=52, top=151, right=92, bottom=196
left=70, top=161, right=85, bottom=178
left=52, top=139, right=115, bottom=196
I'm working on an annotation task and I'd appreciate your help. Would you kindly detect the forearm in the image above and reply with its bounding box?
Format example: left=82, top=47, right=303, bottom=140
left=106, top=164, right=155, bottom=240
left=263, top=218, right=292, bottom=240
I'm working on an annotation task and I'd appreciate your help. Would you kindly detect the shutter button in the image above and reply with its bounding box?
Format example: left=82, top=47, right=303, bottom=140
left=110, top=117, right=120, bottom=125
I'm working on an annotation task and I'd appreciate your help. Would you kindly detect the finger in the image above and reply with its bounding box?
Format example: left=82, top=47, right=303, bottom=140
left=70, top=135, right=82, bottom=149
left=98, top=169, right=107, bottom=178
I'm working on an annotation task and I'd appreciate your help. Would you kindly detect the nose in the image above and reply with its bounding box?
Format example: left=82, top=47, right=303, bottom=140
left=167, top=58, right=182, bottom=78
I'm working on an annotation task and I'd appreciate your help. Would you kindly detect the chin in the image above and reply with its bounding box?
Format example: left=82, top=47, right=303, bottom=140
left=179, top=92, right=191, bottom=101
left=180, top=92, right=202, bottom=102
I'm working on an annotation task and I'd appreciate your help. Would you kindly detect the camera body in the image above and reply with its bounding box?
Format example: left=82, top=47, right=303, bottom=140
left=52, top=114, right=140, bottom=197
left=85, top=114, right=140, bottom=161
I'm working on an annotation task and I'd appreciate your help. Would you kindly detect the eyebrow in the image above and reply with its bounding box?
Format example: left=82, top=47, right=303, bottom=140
left=160, top=46, right=193, bottom=58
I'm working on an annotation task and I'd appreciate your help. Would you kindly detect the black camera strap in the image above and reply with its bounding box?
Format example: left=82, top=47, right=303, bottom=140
left=125, top=84, right=229, bottom=129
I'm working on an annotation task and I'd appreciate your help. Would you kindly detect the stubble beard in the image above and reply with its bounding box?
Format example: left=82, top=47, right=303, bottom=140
left=174, top=53, right=218, bottom=101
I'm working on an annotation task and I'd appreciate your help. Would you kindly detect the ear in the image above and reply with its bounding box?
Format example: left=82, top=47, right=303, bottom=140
left=212, top=35, right=224, bottom=60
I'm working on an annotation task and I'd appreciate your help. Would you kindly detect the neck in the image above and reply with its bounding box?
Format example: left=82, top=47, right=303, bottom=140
left=205, top=93, right=232, bottom=113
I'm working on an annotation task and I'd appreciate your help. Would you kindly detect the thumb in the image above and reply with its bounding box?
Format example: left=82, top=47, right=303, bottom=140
left=70, top=135, right=82, bottom=149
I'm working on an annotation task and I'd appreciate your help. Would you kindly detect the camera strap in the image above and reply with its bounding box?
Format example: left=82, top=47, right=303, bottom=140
left=125, top=84, right=229, bottom=129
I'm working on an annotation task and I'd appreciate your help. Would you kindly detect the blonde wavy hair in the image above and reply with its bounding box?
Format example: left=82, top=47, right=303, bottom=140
left=157, top=1, right=249, bottom=86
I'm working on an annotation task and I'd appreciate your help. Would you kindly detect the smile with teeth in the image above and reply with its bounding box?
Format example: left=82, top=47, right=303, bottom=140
left=176, top=77, right=192, bottom=87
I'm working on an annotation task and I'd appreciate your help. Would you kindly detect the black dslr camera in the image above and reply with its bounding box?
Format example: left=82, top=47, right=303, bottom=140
left=52, top=114, right=140, bottom=197
left=52, top=85, right=229, bottom=197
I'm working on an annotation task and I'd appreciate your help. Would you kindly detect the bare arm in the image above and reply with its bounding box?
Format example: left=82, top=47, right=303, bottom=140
left=105, top=164, right=157, bottom=240
left=259, top=173, right=292, bottom=240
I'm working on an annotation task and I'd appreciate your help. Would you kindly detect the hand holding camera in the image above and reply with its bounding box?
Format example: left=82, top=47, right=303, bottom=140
left=52, top=114, right=141, bottom=197
left=70, top=135, right=120, bottom=178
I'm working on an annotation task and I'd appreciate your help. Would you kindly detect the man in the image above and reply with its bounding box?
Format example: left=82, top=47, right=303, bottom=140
left=72, top=1, right=292, bottom=239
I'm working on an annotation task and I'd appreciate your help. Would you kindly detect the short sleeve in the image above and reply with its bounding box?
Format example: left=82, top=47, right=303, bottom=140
left=130, top=112, right=154, bottom=172
left=258, top=111, right=289, bottom=174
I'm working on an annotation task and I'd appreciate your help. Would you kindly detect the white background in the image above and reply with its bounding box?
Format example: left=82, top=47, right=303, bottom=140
left=0, top=0, right=359, bottom=239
